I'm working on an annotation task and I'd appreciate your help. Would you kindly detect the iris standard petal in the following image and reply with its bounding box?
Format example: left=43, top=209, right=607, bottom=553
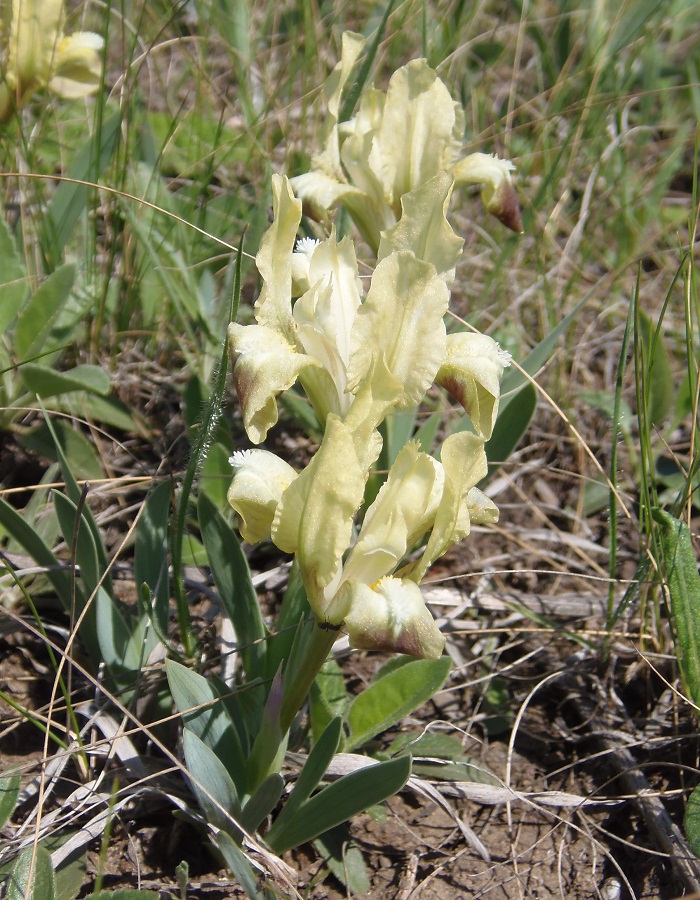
left=378, top=172, right=464, bottom=285
left=374, top=59, right=463, bottom=212
left=347, top=250, right=449, bottom=409
left=342, top=442, right=439, bottom=588
left=254, top=174, right=302, bottom=341
left=411, top=430, right=491, bottom=580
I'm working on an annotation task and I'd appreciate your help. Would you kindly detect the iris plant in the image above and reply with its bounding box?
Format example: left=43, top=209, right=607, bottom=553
left=227, top=172, right=511, bottom=661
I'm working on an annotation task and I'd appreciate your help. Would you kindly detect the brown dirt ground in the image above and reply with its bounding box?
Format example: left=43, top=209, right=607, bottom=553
left=1, top=476, right=698, bottom=900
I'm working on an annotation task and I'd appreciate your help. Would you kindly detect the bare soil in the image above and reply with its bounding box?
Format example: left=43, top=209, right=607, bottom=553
left=2, top=428, right=699, bottom=900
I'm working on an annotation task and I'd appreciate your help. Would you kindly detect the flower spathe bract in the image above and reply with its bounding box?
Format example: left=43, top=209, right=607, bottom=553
left=272, top=414, right=367, bottom=612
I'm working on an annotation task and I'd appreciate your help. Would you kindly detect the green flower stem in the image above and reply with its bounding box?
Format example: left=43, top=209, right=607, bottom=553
left=279, top=623, right=338, bottom=735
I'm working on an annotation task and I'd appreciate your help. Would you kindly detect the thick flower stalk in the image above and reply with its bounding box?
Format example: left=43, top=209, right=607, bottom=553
left=0, top=0, right=103, bottom=123
left=227, top=175, right=510, bottom=660
left=290, top=32, right=522, bottom=259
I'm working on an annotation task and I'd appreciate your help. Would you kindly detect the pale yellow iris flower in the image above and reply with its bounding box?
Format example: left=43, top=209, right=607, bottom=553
left=230, top=426, right=498, bottom=660
left=0, top=0, right=103, bottom=122
left=228, top=174, right=508, bottom=447
left=227, top=174, right=509, bottom=659
left=290, top=32, right=522, bottom=258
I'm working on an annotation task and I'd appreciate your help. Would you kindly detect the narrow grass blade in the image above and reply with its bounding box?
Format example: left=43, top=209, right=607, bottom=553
left=500, top=292, right=591, bottom=397
left=266, top=718, right=342, bottom=843
left=53, top=492, right=101, bottom=597
left=14, top=265, right=75, bottom=362
left=636, top=308, right=675, bottom=429
left=171, top=233, right=244, bottom=655
left=486, top=381, right=537, bottom=469
left=0, top=217, right=28, bottom=333
left=652, top=509, right=700, bottom=710
left=685, top=784, right=700, bottom=857
left=43, top=409, right=111, bottom=586
left=607, top=0, right=662, bottom=56
left=0, top=495, right=74, bottom=613
left=0, top=771, right=20, bottom=829
left=603, top=278, right=636, bottom=643
left=134, top=480, right=171, bottom=637
left=45, top=110, right=122, bottom=258
left=339, top=0, right=399, bottom=122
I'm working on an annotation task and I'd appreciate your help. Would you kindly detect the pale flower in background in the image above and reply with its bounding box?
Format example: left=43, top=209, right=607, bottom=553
left=0, top=0, right=103, bottom=122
